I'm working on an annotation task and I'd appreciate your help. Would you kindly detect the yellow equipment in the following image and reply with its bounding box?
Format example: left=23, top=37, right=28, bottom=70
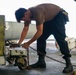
left=0, top=15, right=29, bottom=70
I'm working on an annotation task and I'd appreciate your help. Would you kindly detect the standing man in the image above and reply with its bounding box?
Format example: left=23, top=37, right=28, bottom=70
left=15, top=3, right=73, bottom=73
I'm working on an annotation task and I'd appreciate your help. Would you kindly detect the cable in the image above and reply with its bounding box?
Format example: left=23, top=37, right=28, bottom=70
left=5, top=40, right=76, bottom=67
left=29, top=46, right=76, bottom=67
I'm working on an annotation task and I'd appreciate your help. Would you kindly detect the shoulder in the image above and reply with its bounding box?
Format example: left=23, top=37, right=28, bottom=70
left=24, top=21, right=31, bottom=26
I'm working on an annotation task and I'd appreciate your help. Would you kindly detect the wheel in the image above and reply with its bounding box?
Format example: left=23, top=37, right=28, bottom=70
left=16, top=57, right=27, bottom=70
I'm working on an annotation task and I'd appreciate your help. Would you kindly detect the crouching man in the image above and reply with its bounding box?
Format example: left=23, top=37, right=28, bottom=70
left=14, top=3, right=73, bottom=73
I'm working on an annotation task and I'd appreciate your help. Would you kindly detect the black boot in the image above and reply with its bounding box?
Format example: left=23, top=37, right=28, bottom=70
left=28, top=55, right=46, bottom=69
left=63, top=57, right=73, bottom=73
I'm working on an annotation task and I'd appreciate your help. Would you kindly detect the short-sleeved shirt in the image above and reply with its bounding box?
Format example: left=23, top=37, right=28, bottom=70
left=26, top=3, right=61, bottom=25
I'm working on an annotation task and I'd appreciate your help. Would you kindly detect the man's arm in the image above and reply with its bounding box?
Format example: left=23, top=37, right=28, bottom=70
left=18, top=25, right=29, bottom=45
left=24, top=24, right=43, bottom=46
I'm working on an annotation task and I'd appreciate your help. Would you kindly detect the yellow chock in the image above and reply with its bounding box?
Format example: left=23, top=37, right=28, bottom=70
left=71, top=70, right=76, bottom=75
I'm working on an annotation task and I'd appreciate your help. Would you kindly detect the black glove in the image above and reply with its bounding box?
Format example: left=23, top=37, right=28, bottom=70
left=10, top=43, right=20, bottom=48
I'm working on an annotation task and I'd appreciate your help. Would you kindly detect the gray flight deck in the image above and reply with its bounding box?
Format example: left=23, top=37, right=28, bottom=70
left=0, top=42, right=76, bottom=75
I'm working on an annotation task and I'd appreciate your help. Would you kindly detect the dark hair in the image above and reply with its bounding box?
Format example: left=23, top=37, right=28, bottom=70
left=15, top=8, right=27, bottom=23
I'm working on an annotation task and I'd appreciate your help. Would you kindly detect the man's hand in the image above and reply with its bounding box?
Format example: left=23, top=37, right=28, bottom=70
left=10, top=43, right=20, bottom=48
left=22, top=42, right=29, bottom=49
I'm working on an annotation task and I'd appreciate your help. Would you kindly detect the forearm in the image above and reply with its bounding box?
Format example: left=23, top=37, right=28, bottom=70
left=18, top=27, right=28, bottom=45
left=18, top=31, right=27, bottom=45
left=23, top=24, right=43, bottom=46
left=27, top=31, right=42, bottom=45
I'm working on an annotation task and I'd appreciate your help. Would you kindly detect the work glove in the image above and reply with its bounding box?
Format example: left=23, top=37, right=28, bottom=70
left=10, top=43, right=20, bottom=48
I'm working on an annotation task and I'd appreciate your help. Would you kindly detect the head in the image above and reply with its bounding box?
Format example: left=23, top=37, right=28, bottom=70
left=15, top=8, right=31, bottom=23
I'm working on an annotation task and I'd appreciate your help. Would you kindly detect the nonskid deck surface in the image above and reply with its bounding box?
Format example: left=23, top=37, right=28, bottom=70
left=0, top=42, right=76, bottom=75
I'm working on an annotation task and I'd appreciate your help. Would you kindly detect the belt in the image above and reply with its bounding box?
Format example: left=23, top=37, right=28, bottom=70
left=61, top=9, right=68, bottom=16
